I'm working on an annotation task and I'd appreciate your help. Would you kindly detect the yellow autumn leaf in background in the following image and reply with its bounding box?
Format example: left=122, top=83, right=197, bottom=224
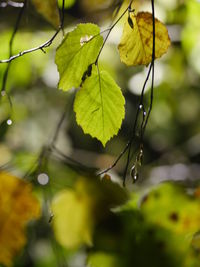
left=51, top=179, right=95, bottom=249
left=118, top=12, right=171, bottom=66
left=31, top=0, right=60, bottom=29
left=51, top=176, right=128, bottom=250
left=0, top=172, right=40, bottom=267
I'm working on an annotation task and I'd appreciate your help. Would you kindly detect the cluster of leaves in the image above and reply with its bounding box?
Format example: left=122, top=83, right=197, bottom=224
left=15, top=0, right=170, bottom=146
left=55, top=10, right=170, bottom=146
left=100, top=184, right=200, bottom=267
left=51, top=181, right=200, bottom=267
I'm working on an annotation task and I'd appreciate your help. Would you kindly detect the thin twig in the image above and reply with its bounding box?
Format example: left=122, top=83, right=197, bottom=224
left=0, top=0, right=66, bottom=64
left=51, top=145, right=97, bottom=173
left=98, top=0, right=156, bottom=185
left=60, top=0, right=65, bottom=32
left=122, top=0, right=156, bottom=185
left=98, top=61, right=153, bottom=180
left=97, top=141, right=130, bottom=176
left=0, top=29, right=60, bottom=64
left=0, top=0, right=27, bottom=104
left=141, top=0, right=155, bottom=135
left=50, top=103, right=69, bottom=147
left=122, top=63, right=153, bottom=185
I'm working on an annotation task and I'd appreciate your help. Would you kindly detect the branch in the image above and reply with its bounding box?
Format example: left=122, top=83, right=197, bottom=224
left=51, top=146, right=97, bottom=174
left=23, top=97, right=97, bottom=179
left=98, top=0, right=156, bottom=186
left=0, top=0, right=66, bottom=64
left=49, top=92, right=74, bottom=148
left=0, top=29, right=60, bottom=64
left=0, top=0, right=27, bottom=103
left=122, top=0, right=156, bottom=185
left=141, top=0, right=155, bottom=134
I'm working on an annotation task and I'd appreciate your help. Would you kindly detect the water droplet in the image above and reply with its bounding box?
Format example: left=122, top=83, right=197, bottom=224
left=80, top=35, right=93, bottom=46
left=133, top=173, right=139, bottom=183
left=130, top=165, right=136, bottom=178
left=143, top=111, right=147, bottom=116
left=37, top=173, right=49, bottom=185
left=1, top=91, right=6, bottom=97
left=7, top=119, right=12, bottom=125
left=130, top=165, right=139, bottom=183
left=137, top=149, right=143, bottom=166
left=139, top=104, right=143, bottom=109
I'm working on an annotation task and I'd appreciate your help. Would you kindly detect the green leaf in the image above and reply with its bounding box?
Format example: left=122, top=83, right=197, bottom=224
left=55, top=24, right=103, bottom=91
left=31, top=0, right=60, bottom=28
left=74, top=66, right=125, bottom=146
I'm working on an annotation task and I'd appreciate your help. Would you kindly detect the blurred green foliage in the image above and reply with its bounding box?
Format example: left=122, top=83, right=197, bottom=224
left=0, top=0, right=200, bottom=267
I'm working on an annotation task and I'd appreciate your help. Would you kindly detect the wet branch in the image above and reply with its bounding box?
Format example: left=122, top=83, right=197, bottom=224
left=98, top=0, right=156, bottom=186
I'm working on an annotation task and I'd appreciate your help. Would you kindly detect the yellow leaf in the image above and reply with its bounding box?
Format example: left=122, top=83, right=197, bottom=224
left=0, top=172, right=40, bottom=267
left=118, top=12, right=171, bottom=66
left=31, top=0, right=60, bottom=29
left=51, top=181, right=94, bottom=249
left=51, top=176, right=128, bottom=249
